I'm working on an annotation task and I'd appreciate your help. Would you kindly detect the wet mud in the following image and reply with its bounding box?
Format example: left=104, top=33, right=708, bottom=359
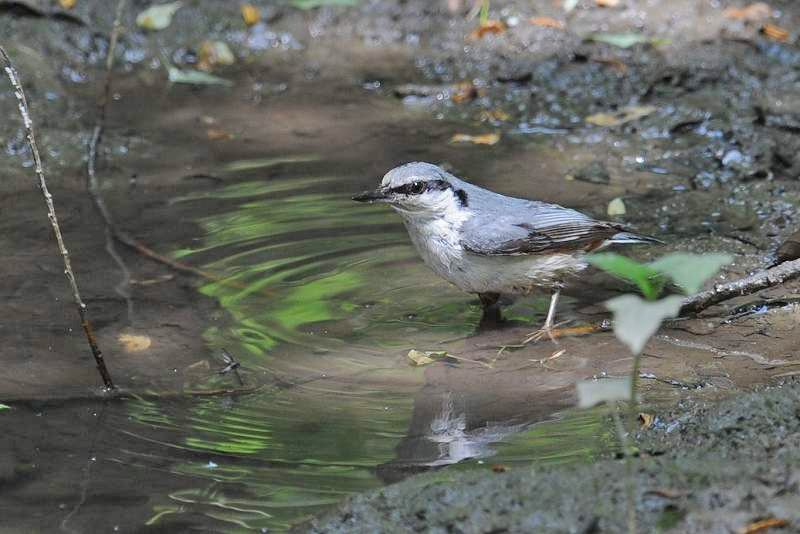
left=1, top=0, right=800, bottom=532
left=308, top=378, right=800, bottom=534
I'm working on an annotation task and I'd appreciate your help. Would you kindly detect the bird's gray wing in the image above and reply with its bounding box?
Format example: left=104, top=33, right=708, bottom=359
left=460, top=205, right=623, bottom=256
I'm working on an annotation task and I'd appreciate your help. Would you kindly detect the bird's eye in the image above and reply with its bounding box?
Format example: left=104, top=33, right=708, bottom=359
left=408, top=181, right=426, bottom=194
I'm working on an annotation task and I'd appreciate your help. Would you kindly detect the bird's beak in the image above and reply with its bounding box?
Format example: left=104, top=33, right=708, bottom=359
left=352, top=188, right=389, bottom=203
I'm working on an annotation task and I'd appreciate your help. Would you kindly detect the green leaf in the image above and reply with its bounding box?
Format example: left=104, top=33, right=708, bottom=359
left=167, top=67, right=233, bottom=87
left=588, top=33, right=666, bottom=48
left=0, top=403, right=10, bottom=410
left=479, top=0, right=489, bottom=26
left=605, top=294, right=684, bottom=354
left=290, top=0, right=358, bottom=9
left=587, top=253, right=664, bottom=300
left=649, top=253, right=733, bottom=294
left=136, top=1, right=183, bottom=31
left=576, top=377, right=632, bottom=408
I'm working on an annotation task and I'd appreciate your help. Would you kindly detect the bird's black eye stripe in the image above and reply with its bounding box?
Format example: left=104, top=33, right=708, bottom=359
left=391, top=179, right=450, bottom=196
left=392, top=181, right=426, bottom=195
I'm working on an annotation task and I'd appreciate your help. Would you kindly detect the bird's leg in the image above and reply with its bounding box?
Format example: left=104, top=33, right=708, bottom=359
left=479, top=292, right=500, bottom=309
left=544, top=289, right=560, bottom=331
left=477, top=292, right=502, bottom=327
left=525, top=289, right=563, bottom=344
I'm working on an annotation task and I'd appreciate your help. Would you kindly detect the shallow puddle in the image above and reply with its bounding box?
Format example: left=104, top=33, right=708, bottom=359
left=4, top=57, right=800, bottom=533
left=3, top=154, right=615, bottom=533
left=132, top=161, right=612, bottom=531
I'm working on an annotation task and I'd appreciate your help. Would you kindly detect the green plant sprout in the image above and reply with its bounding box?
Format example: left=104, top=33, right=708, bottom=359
left=578, top=251, right=732, bottom=534
left=479, top=0, right=490, bottom=26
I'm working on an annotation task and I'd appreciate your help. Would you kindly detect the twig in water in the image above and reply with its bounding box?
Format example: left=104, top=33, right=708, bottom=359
left=60, top=401, right=110, bottom=534
left=87, top=0, right=133, bottom=322
left=84, top=2, right=219, bottom=284
left=0, top=46, right=115, bottom=389
left=681, top=257, right=800, bottom=315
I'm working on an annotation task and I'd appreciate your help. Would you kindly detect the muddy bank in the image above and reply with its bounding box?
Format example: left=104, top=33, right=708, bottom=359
left=307, top=378, right=800, bottom=534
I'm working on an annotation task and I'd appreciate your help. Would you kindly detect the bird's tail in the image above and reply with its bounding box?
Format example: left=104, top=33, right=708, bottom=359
left=609, top=231, right=664, bottom=245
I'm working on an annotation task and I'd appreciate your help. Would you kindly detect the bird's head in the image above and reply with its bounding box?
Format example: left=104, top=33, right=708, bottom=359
left=353, top=162, right=469, bottom=218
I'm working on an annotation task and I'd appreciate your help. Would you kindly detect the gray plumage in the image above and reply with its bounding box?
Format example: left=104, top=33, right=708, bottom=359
left=353, top=162, right=660, bottom=327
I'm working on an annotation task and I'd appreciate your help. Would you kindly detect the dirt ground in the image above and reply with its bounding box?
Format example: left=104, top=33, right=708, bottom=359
left=2, top=0, right=800, bottom=532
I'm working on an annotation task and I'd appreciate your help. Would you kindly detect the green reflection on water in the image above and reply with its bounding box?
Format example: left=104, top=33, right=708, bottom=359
left=132, top=388, right=415, bottom=532
left=128, top=173, right=611, bottom=532
left=485, top=407, right=613, bottom=466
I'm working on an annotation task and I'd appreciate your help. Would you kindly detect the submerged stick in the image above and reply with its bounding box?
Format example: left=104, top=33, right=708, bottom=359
left=1, top=46, right=115, bottom=389
left=85, top=0, right=218, bottom=283
left=88, top=0, right=133, bottom=321
left=681, top=257, right=800, bottom=315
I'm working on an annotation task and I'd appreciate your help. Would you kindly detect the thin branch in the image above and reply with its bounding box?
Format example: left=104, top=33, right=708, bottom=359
left=1, top=45, right=115, bottom=390
left=681, top=257, right=800, bottom=315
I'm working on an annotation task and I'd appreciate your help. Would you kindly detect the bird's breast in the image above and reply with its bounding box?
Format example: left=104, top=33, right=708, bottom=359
left=402, top=216, right=466, bottom=278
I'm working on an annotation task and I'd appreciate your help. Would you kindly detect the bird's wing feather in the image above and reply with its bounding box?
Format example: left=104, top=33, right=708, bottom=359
left=460, top=203, right=623, bottom=256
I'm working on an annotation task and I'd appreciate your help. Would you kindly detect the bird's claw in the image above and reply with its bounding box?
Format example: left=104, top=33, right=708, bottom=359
left=524, top=320, right=570, bottom=345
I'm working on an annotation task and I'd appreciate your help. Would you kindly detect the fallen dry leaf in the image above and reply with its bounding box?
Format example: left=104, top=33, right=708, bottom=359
left=450, top=132, right=501, bottom=145
left=136, top=1, right=183, bottom=31
left=59, top=0, right=76, bottom=9
left=607, top=197, right=626, bottom=217
left=197, top=40, right=236, bottom=72
left=529, top=16, right=565, bottom=29
left=168, top=66, right=233, bottom=86
left=479, top=109, right=511, bottom=122
left=585, top=105, right=657, bottom=126
left=737, top=518, right=789, bottom=534
left=762, top=23, right=789, bottom=41
left=407, top=349, right=449, bottom=366
left=207, top=128, right=234, bottom=140
left=592, top=57, right=628, bottom=72
left=241, top=3, right=260, bottom=26
left=723, top=2, right=771, bottom=21
left=470, top=20, right=506, bottom=39
left=638, top=412, right=655, bottom=428
left=595, top=0, right=619, bottom=7
left=590, top=32, right=660, bottom=48
left=118, top=333, right=152, bottom=352
left=451, top=81, right=477, bottom=103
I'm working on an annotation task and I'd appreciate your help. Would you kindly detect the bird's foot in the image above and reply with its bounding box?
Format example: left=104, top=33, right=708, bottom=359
left=476, top=308, right=505, bottom=331
left=524, top=320, right=569, bottom=345
left=524, top=322, right=605, bottom=344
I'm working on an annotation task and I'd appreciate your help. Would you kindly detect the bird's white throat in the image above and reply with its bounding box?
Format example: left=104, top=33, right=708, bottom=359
left=392, top=192, right=473, bottom=279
